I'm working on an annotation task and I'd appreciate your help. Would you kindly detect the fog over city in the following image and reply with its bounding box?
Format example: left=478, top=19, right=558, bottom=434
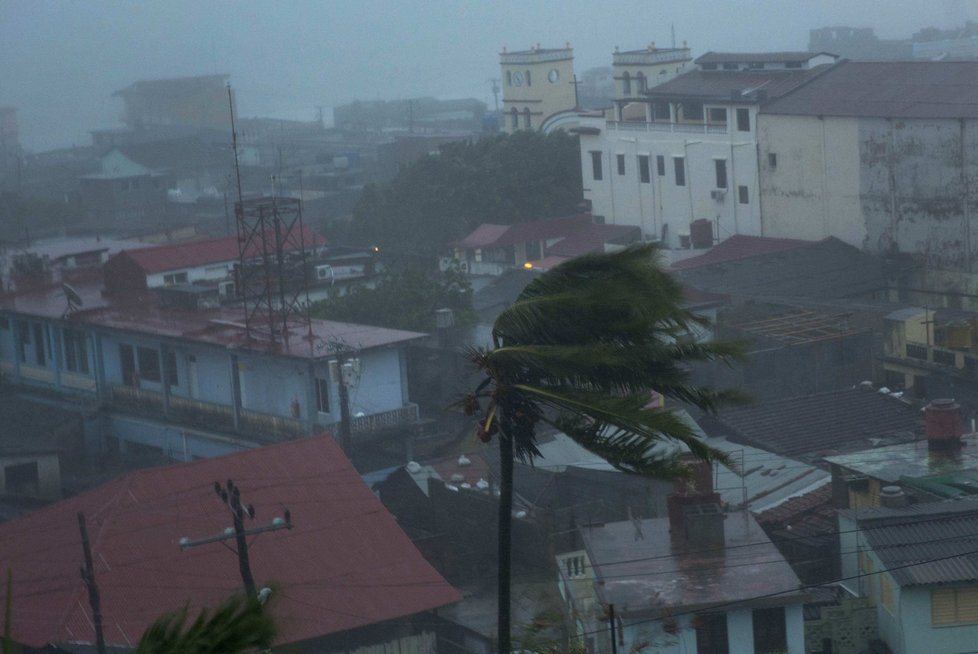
left=2, top=0, right=976, bottom=151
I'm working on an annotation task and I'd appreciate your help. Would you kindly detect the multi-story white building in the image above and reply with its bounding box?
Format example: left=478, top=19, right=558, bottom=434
left=577, top=51, right=837, bottom=247
left=500, top=44, right=577, bottom=133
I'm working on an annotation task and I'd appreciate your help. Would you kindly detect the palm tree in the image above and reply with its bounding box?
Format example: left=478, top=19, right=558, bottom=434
left=464, top=244, right=742, bottom=653
left=134, top=594, right=275, bottom=654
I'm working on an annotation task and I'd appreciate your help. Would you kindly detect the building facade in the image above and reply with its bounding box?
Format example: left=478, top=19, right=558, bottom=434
left=499, top=45, right=576, bottom=133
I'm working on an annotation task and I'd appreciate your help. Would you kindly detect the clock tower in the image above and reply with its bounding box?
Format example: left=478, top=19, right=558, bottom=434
left=500, top=43, right=576, bottom=133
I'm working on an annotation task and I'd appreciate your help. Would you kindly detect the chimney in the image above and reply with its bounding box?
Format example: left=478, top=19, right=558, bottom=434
left=666, top=455, right=723, bottom=547
left=926, top=398, right=962, bottom=452
left=879, top=485, right=909, bottom=509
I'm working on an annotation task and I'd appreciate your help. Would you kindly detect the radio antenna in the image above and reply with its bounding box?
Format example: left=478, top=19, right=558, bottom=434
left=228, top=83, right=244, bottom=206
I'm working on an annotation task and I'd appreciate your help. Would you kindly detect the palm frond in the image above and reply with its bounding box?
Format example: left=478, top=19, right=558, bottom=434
left=134, top=594, right=275, bottom=654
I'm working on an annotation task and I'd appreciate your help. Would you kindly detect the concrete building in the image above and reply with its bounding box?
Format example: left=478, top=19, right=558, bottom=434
left=611, top=43, right=692, bottom=103
left=499, top=44, right=576, bottom=133
left=577, top=52, right=836, bottom=247
left=113, top=74, right=233, bottom=131
left=757, top=60, right=978, bottom=275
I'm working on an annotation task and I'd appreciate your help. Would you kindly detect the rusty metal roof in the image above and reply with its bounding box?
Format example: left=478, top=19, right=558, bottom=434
left=0, top=435, right=460, bottom=649
left=762, top=60, right=978, bottom=119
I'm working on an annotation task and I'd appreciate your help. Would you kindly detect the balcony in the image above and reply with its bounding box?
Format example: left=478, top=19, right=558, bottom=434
left=108, top=385, right=420, bottom=442
left=606, top=120, right=729, bottom=135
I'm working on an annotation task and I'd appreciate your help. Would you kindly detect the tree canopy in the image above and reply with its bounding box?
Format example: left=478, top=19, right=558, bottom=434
left=338, top=130, right=583, bottom=255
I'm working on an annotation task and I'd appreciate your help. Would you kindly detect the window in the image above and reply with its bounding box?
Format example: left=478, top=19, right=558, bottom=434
left=674, top=157, right=686, bottom=186
left=785, top=60, right=803, bottom=69
left=524, top=70, right=531, bottom=86
left=622, top=72, right=631, bottom=95
left=165, top=350, right=178, bottom=387
left=63, top=330, right=90, bottom=374
left=932, top=587, right=978, bottom=625
left=636, top=72, right=646, bottom=92
left=316, top=377, right=330, bottom=413
left=510, top=108, right=518, bottom=130
left=163, top=272, right=188, bottom=286
left=738, top=185, right=749, bottom=204
left=506, top=71, right=512, bottom=86
left=722, top=63, right=739, bottom=70
left=4, top=462, right=39, bottom=496
left=616, top=154, right=626, bottom=176
left=17, top=322, right=29, bottom=363
left=752, top=607, right=787, bottom=654
left=714, top=159, right=728, bottom=189
left=137, top=346, right=161, bottom=382
left=32, top=323, right=45, bottom=366
left=120, top=344, right=135, bottom=386
left=681, top=101, right=703, bottom=121
left=638, top=155, right=651, bottom=183
left=708, top=107, right=727, bottom=124
left=701, top=63, right=718, bottom=70
left=736, top=107, right=751, bottom=132
left=768, top=152, right=778, bottom=168
left=656, top=155, right=665, bottom=176
left=653, top=102, right=670, bottom=121
left=694, top=613, right=729, bottom=654
left=523, top=108, right=531, bottom=129
left=881, top=573, right=895, bottom=614
left=590, top=151, right=603, bottom=181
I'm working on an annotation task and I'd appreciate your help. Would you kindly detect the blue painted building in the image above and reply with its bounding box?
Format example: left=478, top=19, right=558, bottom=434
left=0, top=278, right=424, bottom=460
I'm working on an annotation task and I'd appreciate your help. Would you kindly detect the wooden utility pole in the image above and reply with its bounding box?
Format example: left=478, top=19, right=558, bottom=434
left=608, top=604, right=618, bottom=654
left=77, top=512, right=107, bottom=654
left=180, top=480, right=292, bottom=597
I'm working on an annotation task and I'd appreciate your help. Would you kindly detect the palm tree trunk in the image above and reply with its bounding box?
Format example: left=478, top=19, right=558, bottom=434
left=497, top=431, right=513, bottom=654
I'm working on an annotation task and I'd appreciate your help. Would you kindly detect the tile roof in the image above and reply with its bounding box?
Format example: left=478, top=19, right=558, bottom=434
left=583, top=512, right=805, bottom=616
left=695, top=51, right=833, bottom=64
left=118, top=226, right=326, bottom=274
left=755, top=482, right=836, bottom=539
left=643, top=67, right=830, bottom=102
left=0, top=436, right=459, bottom=649
left=848, top=499, right=978, bottom=587
left=762, top=60, right=978, bottom=119
left=707, top=387, right=923, bottom=460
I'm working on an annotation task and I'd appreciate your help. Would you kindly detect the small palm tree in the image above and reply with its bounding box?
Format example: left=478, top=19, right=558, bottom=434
left=464, top=244, right=742, bottom=653
left=134, top=594, right=275, bottom=654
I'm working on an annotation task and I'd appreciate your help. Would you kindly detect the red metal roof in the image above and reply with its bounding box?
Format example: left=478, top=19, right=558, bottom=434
left=119, top=226, right=326, bottom=274
left=0, top=436, right=460, bottom=649
left=670, top=234, right=813, bottom=271
left=452, top=214, right=591, bottom=250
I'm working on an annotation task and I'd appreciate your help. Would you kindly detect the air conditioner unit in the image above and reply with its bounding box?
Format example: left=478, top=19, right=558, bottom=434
left=218, top=280, right=236, bottom=298
left=711, top=190, right=726, bottom=201
left=315, top=264, right=334, bottom=282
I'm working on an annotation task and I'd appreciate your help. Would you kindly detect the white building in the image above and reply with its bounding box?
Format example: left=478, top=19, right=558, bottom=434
left=577, top=51, right=837, bottom=248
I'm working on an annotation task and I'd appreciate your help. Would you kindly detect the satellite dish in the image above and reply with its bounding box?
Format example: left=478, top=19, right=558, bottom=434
left=62, top=283, right=83, bottom=317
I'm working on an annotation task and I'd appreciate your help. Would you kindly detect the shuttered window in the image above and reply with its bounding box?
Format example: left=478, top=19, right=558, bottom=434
left=932, top=587, right=978, bottom=625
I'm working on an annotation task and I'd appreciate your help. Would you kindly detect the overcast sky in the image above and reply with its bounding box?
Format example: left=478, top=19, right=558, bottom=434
left=2, top=0, right=977, bottom=151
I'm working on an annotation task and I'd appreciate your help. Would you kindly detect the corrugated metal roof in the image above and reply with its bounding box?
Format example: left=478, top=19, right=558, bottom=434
left=671, top=235, right=812, bottom=271
left=452, top=214, right=591, bottom=249
left=119, top=225, right=326, bottom=274
left=0, top=436, right=460, bottom=649
left=851, top=500, right=978, bottom=586
left=644, top=67, right=829, bottom=102
left=695, top=51, right=832, bottom=64
left=762, top=60, right=978, bottom=119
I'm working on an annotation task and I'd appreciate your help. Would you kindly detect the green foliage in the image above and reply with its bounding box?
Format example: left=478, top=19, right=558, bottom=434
left=341, top=131, right=582, bottom=255
left=0, top=192, right=84, bottom=243
left=310, top=265, right=475, bottom=332
left=134, top=595, right=275, bottom=654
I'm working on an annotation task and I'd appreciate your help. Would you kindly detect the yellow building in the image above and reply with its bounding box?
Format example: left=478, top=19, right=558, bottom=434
left=500, top=44, right=576, bottom=132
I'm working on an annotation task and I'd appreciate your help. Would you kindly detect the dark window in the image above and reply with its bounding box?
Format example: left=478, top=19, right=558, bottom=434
left=637, top=72, right=646, bottom=92
left=137, top=346, right=161, bottom=382
left=638, top=155, right=651, bottom=183
left=653, top=102, right=670, bottom=120
left=525, top=70, right=531, bottom=86
left=32, top=323, right=45, bottom=366
left=616, top=154, right=626, bottom=176
left=63, top=330, right=90, bottom=374
left=163, top=272, right=188, bottom=286
left=510, top=108, right=518, bottom=130
left=722, top=63, right=739, bottom=70
left=753, top=607, right=787, bottom=654
left=785, top=61, right=803, bottom=69
left=506, top=71, right=512, bottom=86
left=934, top=349, right=955, bottom=366
left=736, top=108, right=750, bottom=132
left=768, top=152, right=778, bottom=167
left=591, top=151, right=603, bottom=181
left=907, top=343, right=929, bottom=360
left=701, top=63, right=718, bottom=70
left=674, top=157, right=686, bottom=186
left=749, top=62, right=765, bottom=70
left=708, top=107, right=727, bottom=123
left=681, top=101, right=704, bottom=121
left=120, top=344, right=136, bottom=386
left=622, top=72, right=631, bottom=95
left=165, top=350, right=178, bottom=387
left=738, top=185, right=749, bottom=204
left=523, top=108, right=531, bottom=129
left=316, top=377, right=330, bottom=413
left=4, top=462, right=39, bottom=496
left=656, top=155, right=666, bottom=176
left=17, top=322, right=29, bottom=363
left=715, top=159, right=728, bottom=189
left=695, top=613, right=729, bottom=654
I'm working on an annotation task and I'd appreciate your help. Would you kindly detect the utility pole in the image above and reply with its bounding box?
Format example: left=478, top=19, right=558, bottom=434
left=77, top=512, right=107, bottom=654
left=180, top=480, right=293, bottom=598
left=608, top=604, right=617, bottom=654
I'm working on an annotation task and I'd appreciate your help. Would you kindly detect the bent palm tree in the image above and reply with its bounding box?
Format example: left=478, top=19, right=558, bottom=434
left=134, top=594, right=275, bottom=654
left=465, top=244, right=742, bottom=653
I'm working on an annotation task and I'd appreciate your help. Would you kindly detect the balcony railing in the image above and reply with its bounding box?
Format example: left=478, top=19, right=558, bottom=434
left=108, top=385, right=419, bottom=441
left=606, top=120, right=729, bottom=135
